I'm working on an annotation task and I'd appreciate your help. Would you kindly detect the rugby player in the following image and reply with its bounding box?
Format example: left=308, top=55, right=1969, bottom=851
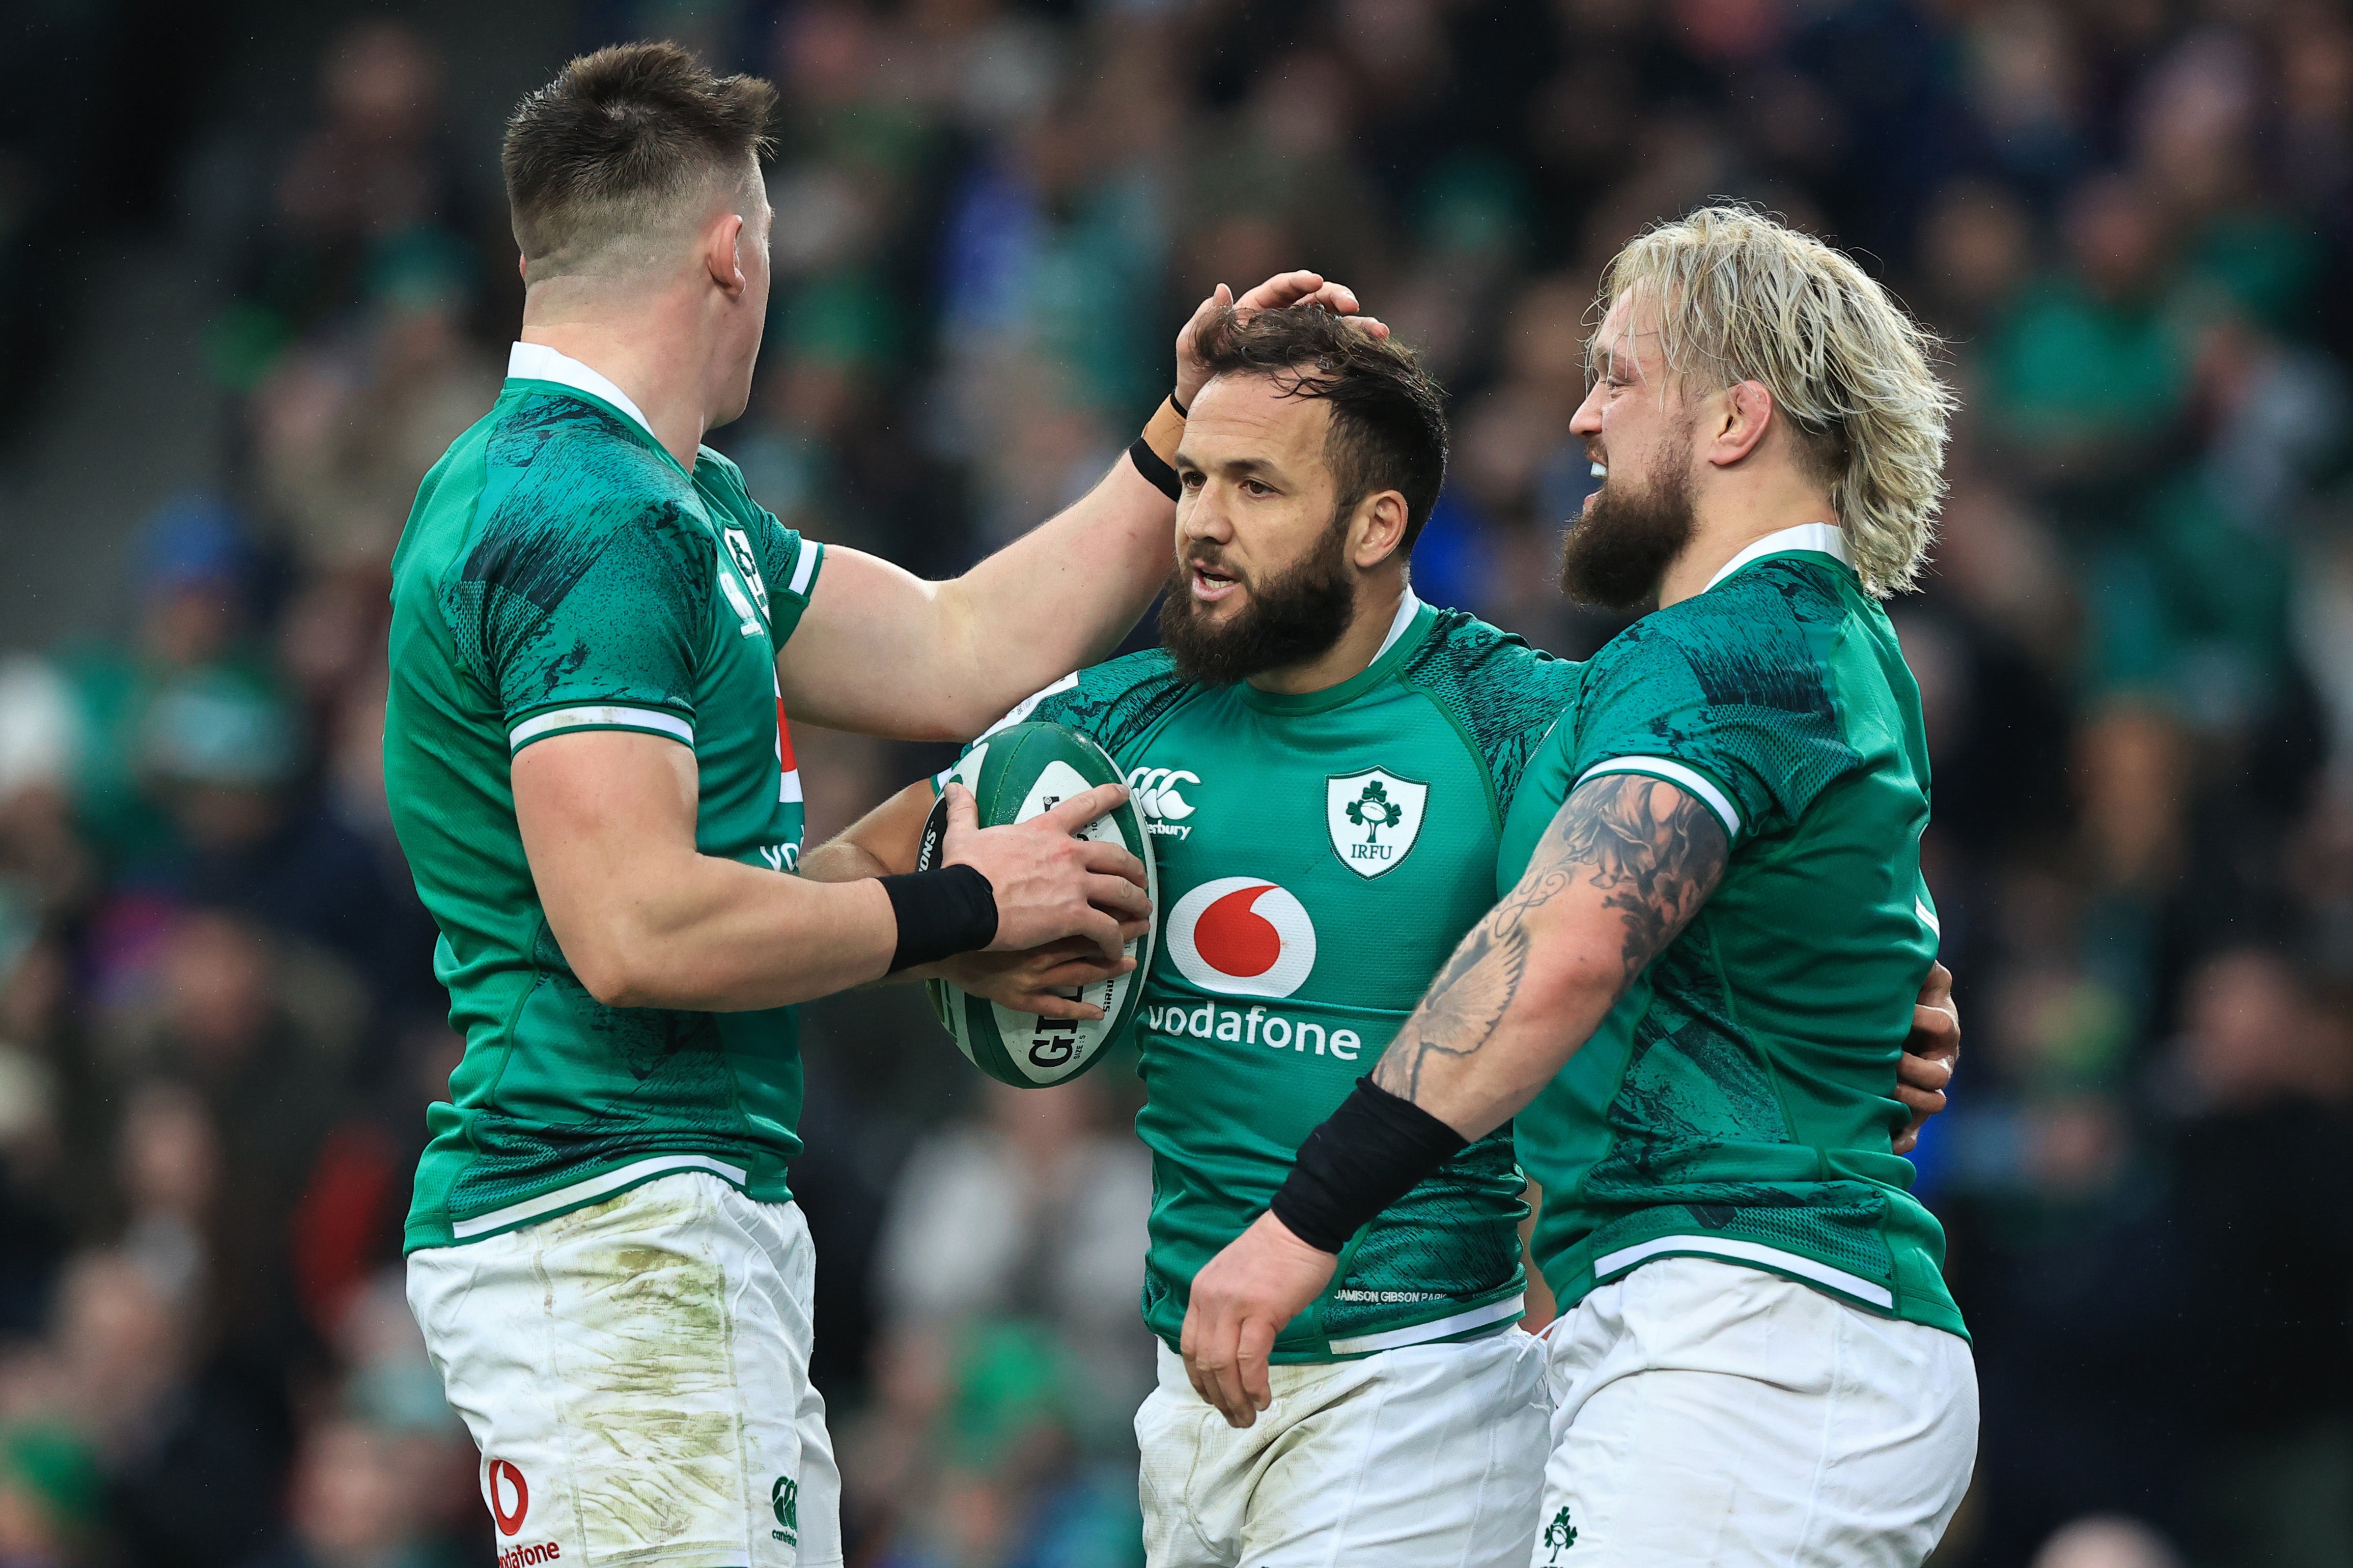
left=1185, top=208, right=1977, bottom=1566
left=384, top=42, right=1377, bottom=1568
left=821, top=303, right=1960, bottom=1568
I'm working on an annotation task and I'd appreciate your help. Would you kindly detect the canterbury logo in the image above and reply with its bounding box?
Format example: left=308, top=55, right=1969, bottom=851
left=1124, top=766, right=1199, bottom=821
left=1165, top=877, right=1317, bottom=998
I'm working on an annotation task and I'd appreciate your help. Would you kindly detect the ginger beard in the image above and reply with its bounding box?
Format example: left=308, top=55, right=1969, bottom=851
left=1158, top=510, right=1355, bottom=687
left=1558, top=413, right=1700, bottom=611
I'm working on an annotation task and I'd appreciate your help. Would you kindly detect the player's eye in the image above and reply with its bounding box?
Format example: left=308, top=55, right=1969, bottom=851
left=1241, top=479, right=1273, bottom=496
left=1179, top=470, right=1204, bottom=492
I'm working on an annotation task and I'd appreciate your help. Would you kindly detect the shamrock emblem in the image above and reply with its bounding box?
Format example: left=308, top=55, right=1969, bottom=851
left=1346, top=779, right=1406, bottom=842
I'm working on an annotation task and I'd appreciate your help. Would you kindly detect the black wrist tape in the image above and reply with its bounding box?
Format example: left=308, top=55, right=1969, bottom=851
left=881, top=865, right=998, bottom=973
left=1129, top=436, right=1180, bottom=501
left=1168, top=389, right=1189, bottom=417
left=1269, top=1077, right=1468, bottom=1253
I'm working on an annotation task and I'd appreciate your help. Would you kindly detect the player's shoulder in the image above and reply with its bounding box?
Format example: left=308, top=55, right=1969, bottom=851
left=1402, top=606, right=1576, bottom=690
left=487, top=388, right=698, bottom=523
left=1587, top=560, right=1843, bottom=710
left=1012, top=648, right=1196, bottom=756
left=1397, top=607, right=1579, bottom=744
left=1394, top=606, right=1580, bottom=816
left=690, top=444, right=767, bottom=521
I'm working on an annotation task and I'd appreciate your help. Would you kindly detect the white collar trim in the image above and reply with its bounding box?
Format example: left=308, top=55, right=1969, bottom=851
left=1373, top=589, right=1425, bottom=660
left=507, top=343, right=656, bottom=442
left=1704, top=522, right=1853, bottom=593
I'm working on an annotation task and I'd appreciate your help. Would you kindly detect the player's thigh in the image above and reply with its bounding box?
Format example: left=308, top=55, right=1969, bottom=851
left=406, top=1174, right=841, bottom=1567
left=1241, top=1331, right=1550, bottom=1568
left=1135, top=1373, right=1230, bottom=1568
left=1531, top=1271, right=1976, bottom=1568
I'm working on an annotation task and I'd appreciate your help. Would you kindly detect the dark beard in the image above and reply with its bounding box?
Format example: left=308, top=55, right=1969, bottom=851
left=1159, top=520, right=1354, bottom=687
left=1558, top=458, right=1698, bottom=611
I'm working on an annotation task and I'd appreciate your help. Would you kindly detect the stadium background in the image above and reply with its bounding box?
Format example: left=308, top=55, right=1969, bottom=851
left=2, top=1, right=2350, bottom=1564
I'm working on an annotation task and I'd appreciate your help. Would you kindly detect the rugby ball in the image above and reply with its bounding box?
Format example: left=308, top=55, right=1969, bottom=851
left=919, top=721, right=1157, bottom=1088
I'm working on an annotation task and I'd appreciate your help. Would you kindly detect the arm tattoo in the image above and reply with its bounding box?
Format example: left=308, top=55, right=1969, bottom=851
left=1372, top=774, right=1729, bottom=1103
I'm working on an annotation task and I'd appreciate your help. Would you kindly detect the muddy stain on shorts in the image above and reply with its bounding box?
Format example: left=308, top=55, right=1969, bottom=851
left=540, top=1184, right=745, bottom=1559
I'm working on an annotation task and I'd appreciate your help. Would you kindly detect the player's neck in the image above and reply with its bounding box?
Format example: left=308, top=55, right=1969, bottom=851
left=1657, top=469, right=1837, bottom=608
left=1246, top=576, right=1410, bottom=697
left=520, top=297, right=715, bottom=471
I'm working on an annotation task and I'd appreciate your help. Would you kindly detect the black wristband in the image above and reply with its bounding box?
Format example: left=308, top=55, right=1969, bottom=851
left=1168, top=389, right=1189, bottom=417
left=880, top=865, right=998, bottom=973
left=1129, top=436, right=1180, bottom=501
left=1269, top=1077, right=1468, bottom=1253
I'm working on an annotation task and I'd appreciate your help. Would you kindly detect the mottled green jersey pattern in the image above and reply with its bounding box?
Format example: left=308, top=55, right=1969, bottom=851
left=387, top=366, right=823, bottom=1252
left=1501, top=533, right=1966, bottom=1338
left=987, top=602, right=1579, bottom=1359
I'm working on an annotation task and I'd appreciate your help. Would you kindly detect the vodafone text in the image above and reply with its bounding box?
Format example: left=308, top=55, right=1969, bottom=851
left=497, top=1544, right=560, bottom=1568
left=1142, top=1001, right=1362, bottom=1059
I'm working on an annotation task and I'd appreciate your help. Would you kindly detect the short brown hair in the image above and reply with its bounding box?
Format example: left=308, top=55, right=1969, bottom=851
left=503, top=41, right=777, bottom=279
left=1191, top=305, right=1450, bottom=550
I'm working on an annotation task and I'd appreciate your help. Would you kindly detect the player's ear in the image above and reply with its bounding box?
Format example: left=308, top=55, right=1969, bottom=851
left=1709, top=380, right=1774, bottom=468
left=1352, top=490, right=1410, bottom=570
left=706, top=212, right=748, bottom=297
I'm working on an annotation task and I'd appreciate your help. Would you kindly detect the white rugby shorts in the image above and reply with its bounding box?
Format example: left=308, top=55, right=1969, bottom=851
left=1531, top=1257, right=1978, bottom=1568
left=1136, top=1328, right=1549, bottom=1568
left=406, top=1171, right=842, bottom=1567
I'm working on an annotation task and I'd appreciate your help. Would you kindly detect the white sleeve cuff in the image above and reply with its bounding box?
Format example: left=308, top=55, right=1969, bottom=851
left=1575, top=756, right=1742, bottom=841
left=509, top=704, right=695, bottom=752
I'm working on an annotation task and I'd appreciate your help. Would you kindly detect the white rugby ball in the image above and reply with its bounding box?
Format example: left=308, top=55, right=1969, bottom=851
left=920, top=721, right=1157, bottom=1087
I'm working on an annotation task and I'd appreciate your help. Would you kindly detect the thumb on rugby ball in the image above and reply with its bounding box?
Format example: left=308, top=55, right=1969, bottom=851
left=941, top=783, right=979, bottom=847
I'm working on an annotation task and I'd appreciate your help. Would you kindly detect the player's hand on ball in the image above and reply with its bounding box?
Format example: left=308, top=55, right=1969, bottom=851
left=1180, top=1211, right=1337, bottom=1429
left=1894, top=961, right=1960, bottom=1155
left=941, top=782, right=1150, bottom=961
left=936, top=935, right=1142, bottom=1020
left=1174, top=271, right=1390, bottom=408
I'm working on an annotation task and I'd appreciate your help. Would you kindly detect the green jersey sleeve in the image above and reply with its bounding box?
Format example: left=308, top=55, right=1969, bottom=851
left=1566, top=568, right=1862, bottom=845
left=443, top=476, right=712, bottom=756
left=693, top=445, right=825, bottom=646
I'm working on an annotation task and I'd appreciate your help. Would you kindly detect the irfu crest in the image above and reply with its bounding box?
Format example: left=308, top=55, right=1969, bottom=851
left=1325, top=767, right=1429, bottom=879
left=1544, top=1505, right=1578, bottom=1560
left=722, top=526, right=772, bottom=619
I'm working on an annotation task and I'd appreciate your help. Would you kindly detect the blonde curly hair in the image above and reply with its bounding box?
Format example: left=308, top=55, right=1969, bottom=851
left=1596, top=204, right=1954, bottom=596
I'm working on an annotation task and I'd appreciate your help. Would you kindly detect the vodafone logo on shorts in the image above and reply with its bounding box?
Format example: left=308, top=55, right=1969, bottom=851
left=1165, top=876, right=1317, bottom=998
left=487, top=1459, right=561, bottom=1566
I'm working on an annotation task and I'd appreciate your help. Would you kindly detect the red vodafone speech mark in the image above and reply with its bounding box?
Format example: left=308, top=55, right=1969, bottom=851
left=489, top=1460, right=529, bottom=1536
left=1195, top=885, right=1281, bottom=978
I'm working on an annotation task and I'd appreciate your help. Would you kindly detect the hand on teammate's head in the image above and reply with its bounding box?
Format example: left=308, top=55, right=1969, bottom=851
left=1175, top=271, right=1390, bottom=408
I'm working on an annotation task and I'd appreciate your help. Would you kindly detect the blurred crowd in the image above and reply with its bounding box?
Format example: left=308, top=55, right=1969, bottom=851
left=3, top=1, right=2352, bottom=1564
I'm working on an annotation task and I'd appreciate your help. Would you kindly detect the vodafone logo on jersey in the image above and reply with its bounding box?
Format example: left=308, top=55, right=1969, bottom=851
left=1165, top=877, right=1318, bottom=998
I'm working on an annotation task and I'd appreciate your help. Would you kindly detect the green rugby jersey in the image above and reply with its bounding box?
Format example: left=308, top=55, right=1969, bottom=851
left=1500, top=525, right=1964, bottom=1338
left=387, top=345, right=824, bottom=1252
left=975, top=597, right=1579, bottom=1359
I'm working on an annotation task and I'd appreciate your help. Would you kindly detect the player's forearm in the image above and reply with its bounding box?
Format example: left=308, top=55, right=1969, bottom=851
left=1374, top=774, right=1729, bottom=1135
left=813, top=780, right=934, bottom=880
left=928, top=454, right=1175, bottom=728
left=562, top=854, right=901, bottom=1011
left=799, top=839, right=892, bottom=883
left=1368, top=899, right=1626, bottom=1138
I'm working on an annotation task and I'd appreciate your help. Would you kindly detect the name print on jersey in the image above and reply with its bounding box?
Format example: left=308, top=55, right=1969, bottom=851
left=1326, top=767, right=1430, bottom=879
